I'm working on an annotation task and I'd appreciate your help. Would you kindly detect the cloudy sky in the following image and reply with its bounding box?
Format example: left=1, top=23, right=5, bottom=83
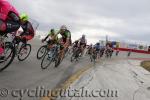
left=8, top=0, right=150, bottom=44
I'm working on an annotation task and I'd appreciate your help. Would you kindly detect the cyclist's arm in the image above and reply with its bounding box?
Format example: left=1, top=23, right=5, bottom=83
left=43, top=34, right=49, bottom=41
left=64, top=38, right=70, bottom=47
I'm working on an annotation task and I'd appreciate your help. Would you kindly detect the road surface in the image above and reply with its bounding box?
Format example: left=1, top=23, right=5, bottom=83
left=0, top=38, right=150, bottom=100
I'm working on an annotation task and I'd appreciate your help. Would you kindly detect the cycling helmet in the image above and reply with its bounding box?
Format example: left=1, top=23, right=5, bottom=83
left=50, top=29, right=55, bottom=33
left=96, top=42, right=100, bottom=45
left=82, top=34, right=85, bottom=38
left=20, top=13, right=29, bottom=21
left=60, top=25, right=67, bottom=30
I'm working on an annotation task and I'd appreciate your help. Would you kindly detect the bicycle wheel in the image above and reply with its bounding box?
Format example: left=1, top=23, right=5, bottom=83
left=92, top=53, right=96, bottom=64
left=90, top=54, right=93, bottom=62
left=41, top=51, right=54, bottom=69
left=18, top=44, right=31, bottom=61
left=37, top=45, right=47, bottom=59
left=71, top=52, right=76, bottom=62
left=0, top=42, right=15, bottom=72
left=54, top=52, right=61, bottom=67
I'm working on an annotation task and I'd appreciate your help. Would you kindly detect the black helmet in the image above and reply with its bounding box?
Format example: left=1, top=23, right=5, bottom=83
left=96, top=42, right=100, bottom=45
left=50, top=29, right=55, bottom=33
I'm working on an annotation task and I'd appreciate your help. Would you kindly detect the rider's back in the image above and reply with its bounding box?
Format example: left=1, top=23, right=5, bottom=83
left=0, top=0, right=19, bottom=21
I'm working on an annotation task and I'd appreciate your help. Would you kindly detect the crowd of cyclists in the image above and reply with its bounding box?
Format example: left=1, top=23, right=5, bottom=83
left=0, top=0, right=115, bottom=71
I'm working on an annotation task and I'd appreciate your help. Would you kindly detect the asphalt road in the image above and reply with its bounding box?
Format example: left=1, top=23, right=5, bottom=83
left=0, top=38, right=149, bottom=100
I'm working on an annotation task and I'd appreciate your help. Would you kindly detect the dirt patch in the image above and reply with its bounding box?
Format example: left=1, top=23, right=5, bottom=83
left=141, top=61, right=150, bottom=72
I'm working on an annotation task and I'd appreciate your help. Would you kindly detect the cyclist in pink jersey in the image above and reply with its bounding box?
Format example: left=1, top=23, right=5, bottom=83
left=0, top=0, right=20, bottom=60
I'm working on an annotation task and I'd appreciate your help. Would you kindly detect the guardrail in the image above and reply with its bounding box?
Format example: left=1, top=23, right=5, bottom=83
left=114, top=48, right=150, bottom=54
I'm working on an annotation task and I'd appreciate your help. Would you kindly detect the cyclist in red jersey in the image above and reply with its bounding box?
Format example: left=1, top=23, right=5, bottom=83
left=15, top=13, right=34, bottom=46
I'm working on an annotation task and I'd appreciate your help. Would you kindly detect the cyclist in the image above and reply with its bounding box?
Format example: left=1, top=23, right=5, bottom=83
left=0, top=0, right=20, bottom=60
left=72, top=40, right=79, bottom=50
left=55, top=25, right=71, bottom=61
left=93, top=42, right=101, bottom=60
left=87, top=43, right=93, bottom=55
left=15, top=13, right=34, bottom=46
left=70, top=40, right=81, bottom=57
left=100, top=45, right=105, bottom=57
left=42, top=29, right=58, bottom=49
left=78, top=34, right=87, bottom=56
left=105, top=42, right=113, bottom=57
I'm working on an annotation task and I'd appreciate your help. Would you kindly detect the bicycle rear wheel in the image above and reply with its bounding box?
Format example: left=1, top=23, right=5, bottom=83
left=71, top=53, right=76, bottom=62
left=37, top=45, right=47, bottom=59
left=18, top=44, right=31, bottom=61
left=0, top=42, right=15, bottom=72
left=93, top=53, right=96, bottom=64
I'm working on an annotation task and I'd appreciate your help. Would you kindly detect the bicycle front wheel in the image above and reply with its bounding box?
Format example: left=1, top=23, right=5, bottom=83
left=41, top=51, right=53, bottom=69
left=18, top=44, right=31, bottom=61
left=0, top=43, right=15, bottom=72
left=37, top=45, right=47, bottom=59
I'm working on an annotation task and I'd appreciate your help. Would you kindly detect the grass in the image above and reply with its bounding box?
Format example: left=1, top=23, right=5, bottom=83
left=141, top=61, right=150, bottom=72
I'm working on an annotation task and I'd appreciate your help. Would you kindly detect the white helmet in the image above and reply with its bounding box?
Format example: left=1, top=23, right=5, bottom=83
left=60, top=25, right=67, bottom=30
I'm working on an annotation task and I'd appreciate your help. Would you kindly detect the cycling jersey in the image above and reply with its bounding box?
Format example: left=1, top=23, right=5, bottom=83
left=20, top=21, right=34, bottom=37
left=60, top=30, right=71, bottom=39
left=43, top=31, right=58, bottom=45
left=48, top=32, right=58, bottom=40
left=0, top=0, right=19, bottom=21
left=0, top=0, right=20, bottom=33
left=94, top=45, right=101, bottom=51
left=79, top=37, right=87, bottom=44
left=73, top=40, right=79, bottom=48
left=59, top=30, right=71, bottom=43
left=14, top=21, right=34, bottom=45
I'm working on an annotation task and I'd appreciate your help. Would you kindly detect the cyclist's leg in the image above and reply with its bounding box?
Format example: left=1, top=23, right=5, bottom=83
left=0, top=47, right=4, bottom=60
left=81, top=43, right=86, bottom=55
left=96, top=50, right=99, bottom=60
left=79, top=43, right=84, bottom=56
left=0, top=38, right=4, bottom=58
left=0, top=19, right=6, bottom=33
left=0, top=20, right=6, bottom=59
left=59, top=45, right=65, bottom=61
left=47, top=40, right=54, bottom=49
left=59, top=38, right=65, bottom=61
left=21, top=35, right=33, bottom=46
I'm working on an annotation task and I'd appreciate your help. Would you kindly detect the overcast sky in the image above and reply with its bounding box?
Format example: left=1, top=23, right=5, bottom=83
left=8, top=0, right=150, bottom=44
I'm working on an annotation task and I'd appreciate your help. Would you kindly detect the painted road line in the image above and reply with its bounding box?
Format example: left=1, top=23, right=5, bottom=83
left=41, top=60, right=102, bottom=100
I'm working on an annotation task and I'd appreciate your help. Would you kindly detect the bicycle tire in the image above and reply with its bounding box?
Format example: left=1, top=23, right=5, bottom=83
left=37, top=45, right=47, bottom=59
left=0, top=43, right=15, bottom=72
left=41, top=51, right=53, bottom=69
left=54, top=52, right=61, bottom=67
left=18, top=44, right=31, bottom=61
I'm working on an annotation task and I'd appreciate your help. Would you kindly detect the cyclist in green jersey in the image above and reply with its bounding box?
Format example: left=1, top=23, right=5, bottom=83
left=55, top=25, right=72, bottom=61
left=42, top=29, right=58, bottom=49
